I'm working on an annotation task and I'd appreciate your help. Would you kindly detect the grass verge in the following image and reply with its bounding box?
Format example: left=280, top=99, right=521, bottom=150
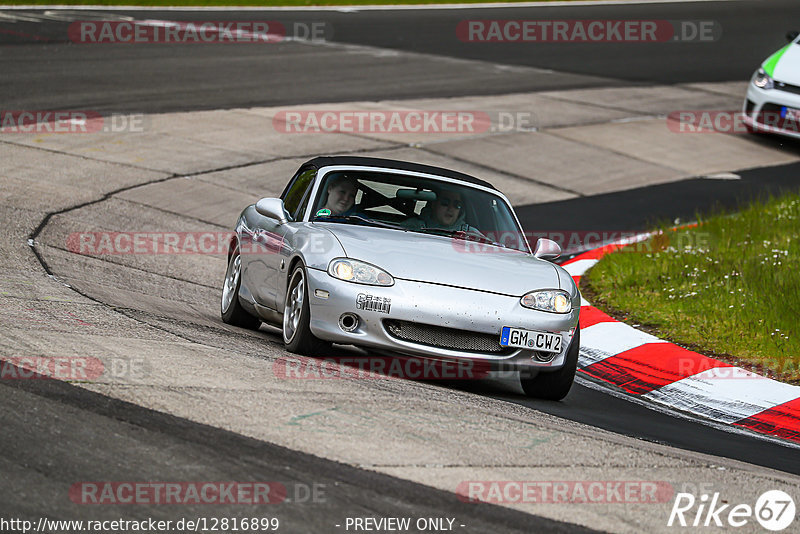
left=582, top=191, right=800, bottom=384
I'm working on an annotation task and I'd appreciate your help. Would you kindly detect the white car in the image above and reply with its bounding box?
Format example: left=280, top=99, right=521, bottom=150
left=743, top=31, right=800, bottom=139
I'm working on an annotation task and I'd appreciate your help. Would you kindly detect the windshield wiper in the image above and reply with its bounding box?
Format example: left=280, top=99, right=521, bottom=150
left=313, top=214, right=408, bottom=231
left=417, top=228, right=508, bottom=249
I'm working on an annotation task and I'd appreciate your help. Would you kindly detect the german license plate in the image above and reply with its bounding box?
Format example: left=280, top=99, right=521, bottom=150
left=781, top=106, right=800, bottom=122
left=500, top=327, right=562, bottom=353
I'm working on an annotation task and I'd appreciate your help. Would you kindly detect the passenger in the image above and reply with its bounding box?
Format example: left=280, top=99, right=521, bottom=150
left=404, top=187, right=479, bottom=233
left=320, top=175, right=359, bottom=216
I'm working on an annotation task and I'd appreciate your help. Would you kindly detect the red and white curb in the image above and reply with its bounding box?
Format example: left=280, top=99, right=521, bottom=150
left=561, top=241, right=800, bottom=446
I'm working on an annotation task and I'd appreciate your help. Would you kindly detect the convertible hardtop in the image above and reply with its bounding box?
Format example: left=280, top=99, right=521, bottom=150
left=302, top=156, right=498, bottom=191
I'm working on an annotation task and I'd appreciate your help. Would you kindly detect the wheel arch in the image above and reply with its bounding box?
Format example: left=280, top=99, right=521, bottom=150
left=227, top=234, right=238, bottom=261
left=277, top=253, right=308, bottom=314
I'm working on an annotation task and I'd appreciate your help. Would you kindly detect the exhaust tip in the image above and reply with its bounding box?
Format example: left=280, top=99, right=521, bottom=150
left=339, top=313, right=359, bottom=332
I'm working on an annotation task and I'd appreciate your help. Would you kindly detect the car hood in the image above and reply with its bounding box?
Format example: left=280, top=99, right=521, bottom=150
left=766, top=43, right=800, bottom=85
left=321, top=224, right=561, bottom=296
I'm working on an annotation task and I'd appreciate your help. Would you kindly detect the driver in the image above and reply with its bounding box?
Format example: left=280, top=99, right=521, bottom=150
left=321, top=175, right=358, bottom=216
left=404, top=186, right=479, bottom=233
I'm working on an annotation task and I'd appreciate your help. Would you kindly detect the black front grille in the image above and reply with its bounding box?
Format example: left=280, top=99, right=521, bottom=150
left=752, top=103, right=800, bottom=131
left=775, top=80, right=800, bottom=96
left=760, top=103, right=784, bottom=115
left=383, top=320, right=512, bottom=355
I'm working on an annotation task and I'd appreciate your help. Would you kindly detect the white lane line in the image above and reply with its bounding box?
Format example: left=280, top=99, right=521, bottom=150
left=702, top=172, right=741, bottom=180
left=578, top=346, right=615, bottom=368
left=642, top=367, right=800, bottom=425
left=580, top=322, right=666, bottom=361
left=562, top=258, right=598, bottom=277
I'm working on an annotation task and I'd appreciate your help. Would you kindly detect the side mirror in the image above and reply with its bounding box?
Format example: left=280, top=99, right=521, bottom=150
left=255, top=198, right=288, bottom=224
left=787, top=30, right=799, bottom=42
left=533, top=238, right=561, bottom=260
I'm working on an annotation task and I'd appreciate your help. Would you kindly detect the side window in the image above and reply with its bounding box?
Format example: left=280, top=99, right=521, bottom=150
left=294, top=184, right=313, bottom=221
left=282, top=168, right=316, bottom=221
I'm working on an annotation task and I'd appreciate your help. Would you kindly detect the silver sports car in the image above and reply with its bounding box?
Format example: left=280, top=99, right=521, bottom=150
left=221, top=156, right=580, bottom=399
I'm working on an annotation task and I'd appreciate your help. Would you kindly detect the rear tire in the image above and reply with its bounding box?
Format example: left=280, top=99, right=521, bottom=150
left=521, top=327, right=580, bottom=400
left=221, top=249, right=261, bottom=330
left=283, top=264, right=330, bottom=355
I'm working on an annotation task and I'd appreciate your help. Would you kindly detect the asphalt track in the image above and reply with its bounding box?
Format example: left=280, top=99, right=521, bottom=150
left=1, top=1, right=800, bottom=112
left=3, top=0, right=800, bottom=530
left=0, top=361, right=591, bottom=532
left=519, top=151, right=800, bottom=234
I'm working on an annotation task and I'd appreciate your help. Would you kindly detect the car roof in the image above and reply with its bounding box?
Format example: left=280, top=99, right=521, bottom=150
left=302, top=156, right=497, bottom=191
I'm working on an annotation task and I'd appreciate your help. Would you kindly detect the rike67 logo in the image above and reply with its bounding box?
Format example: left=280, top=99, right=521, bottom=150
left=668, top=490, right=796, bottom=531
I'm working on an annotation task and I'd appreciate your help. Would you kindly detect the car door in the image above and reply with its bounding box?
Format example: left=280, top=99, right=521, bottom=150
left=243, top=167, right=317, bottom=311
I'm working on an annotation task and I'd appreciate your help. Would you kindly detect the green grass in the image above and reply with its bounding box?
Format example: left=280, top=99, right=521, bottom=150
left=582, top=192, right=800, bottom=384
left=0, top=0, right=571, bottom=6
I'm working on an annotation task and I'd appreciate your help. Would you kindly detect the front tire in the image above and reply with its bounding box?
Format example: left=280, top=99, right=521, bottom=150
left=221, top=249, right=261, bottom=330
left=283, top=264, right=329, bottom=355
left=520, top=327, right=580, bottom=400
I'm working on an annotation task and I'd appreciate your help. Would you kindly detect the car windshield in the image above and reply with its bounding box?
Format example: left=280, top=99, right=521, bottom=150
left=310, top=170, right=529, bottom=253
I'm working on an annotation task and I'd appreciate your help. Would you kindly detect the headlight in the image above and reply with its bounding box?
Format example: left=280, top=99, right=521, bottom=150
left=753, top=68, right=774, bottom=90
left=328, top=258, right=394, bottom=286
left=521, top=289, right=572, bottom=314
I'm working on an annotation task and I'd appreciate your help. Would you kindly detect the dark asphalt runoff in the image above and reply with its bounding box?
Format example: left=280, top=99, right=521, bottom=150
left=516, top=142, right=800, bottom=234
left=1, top=1, right=800, bottom=112
left=0, top=359, right=595, bottom=532
left=458, top=374, right=800, bottom=477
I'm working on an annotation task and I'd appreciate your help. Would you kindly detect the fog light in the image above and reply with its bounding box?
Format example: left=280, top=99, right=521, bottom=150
left=339, top=313, right=359, bottom=332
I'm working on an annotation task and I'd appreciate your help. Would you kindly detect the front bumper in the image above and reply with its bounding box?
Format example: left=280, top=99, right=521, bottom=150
left=305, top=267, right=579, bottom=372
left=742, top=81, right=800, bottom=139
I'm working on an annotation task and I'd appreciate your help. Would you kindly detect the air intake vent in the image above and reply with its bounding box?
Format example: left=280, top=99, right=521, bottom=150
left=383, top=319, right=512, bottom=355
